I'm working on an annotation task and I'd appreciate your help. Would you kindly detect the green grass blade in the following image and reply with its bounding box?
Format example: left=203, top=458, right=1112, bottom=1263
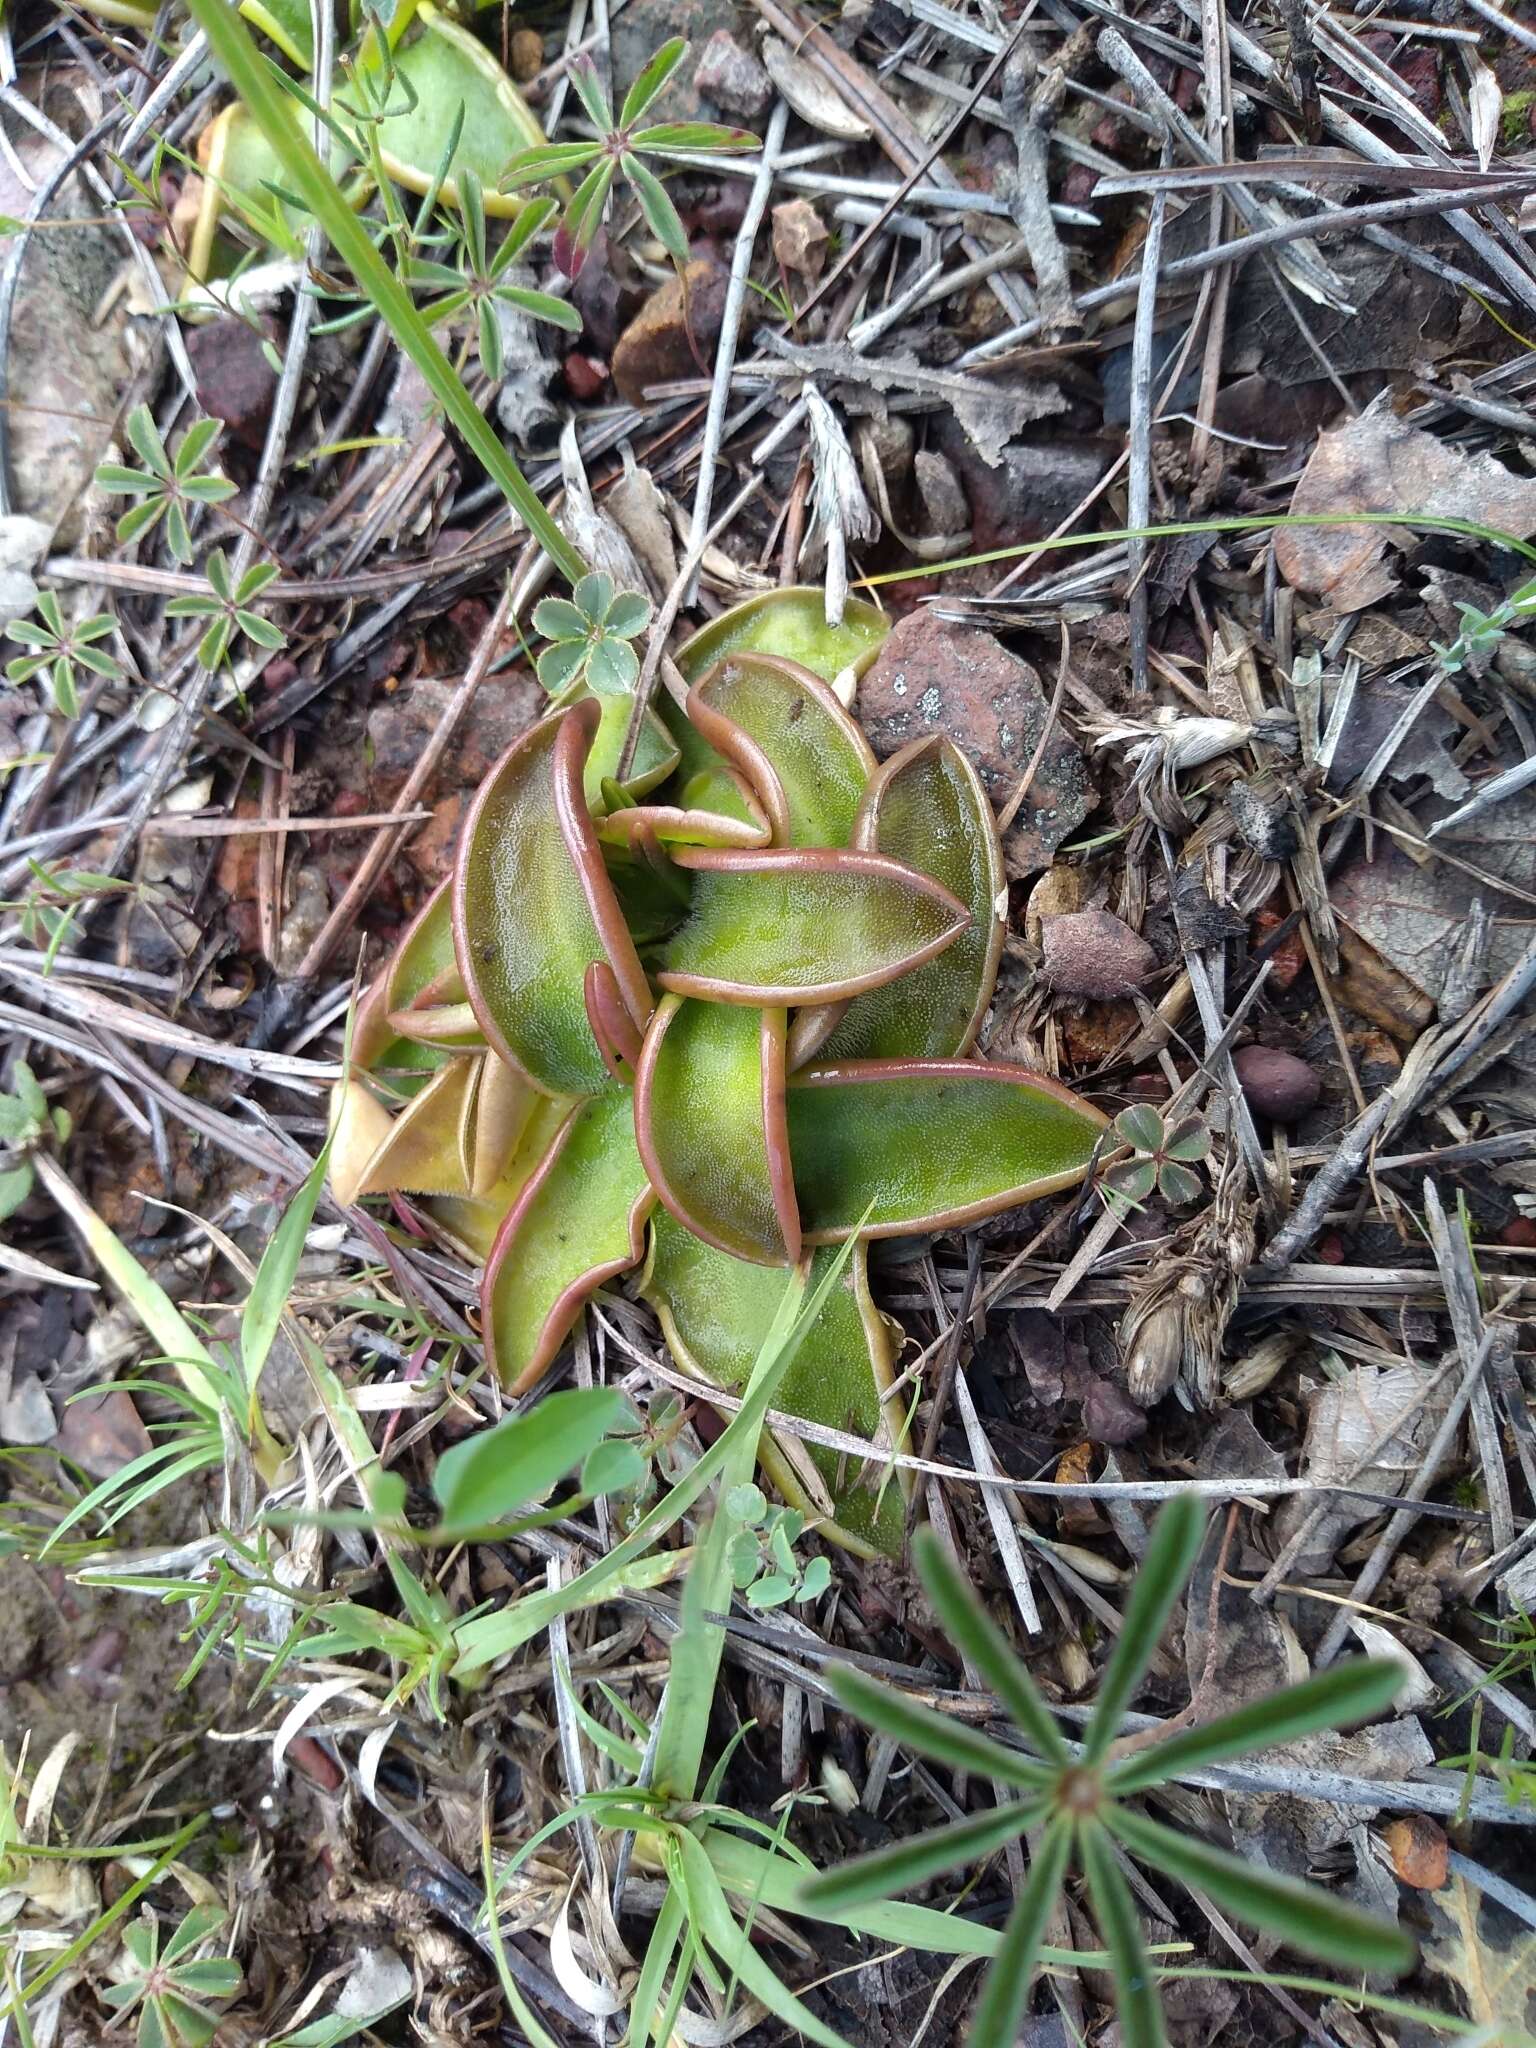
left=1080, top=1821, right=1168, bottom=2048
left=179, top=0, right=586, bottom=588
left=1108, top=1660, right=1404, bottom=1796
left=1105, top=1806, right=1415, bottom=1974
left=802, top=1797, right=1044, bottom=1915
left=967, top=1816, right=1074, bottom=2048
left=1080, top=1495, right=1205, bottom=1767
left=913, top=1526, right=1071, bottom=1766
left=32, top=1153, right=223, bottom=1411
left=826, top=1664, right=1052, bottom=1792
left=454, top=1227, right=864, bottom=1671
left=628, top=1880, right=686, bottom=2048
left=241, top=1147, right=328, bottom=1398
left=672, top=1830, right=854, bottom=2048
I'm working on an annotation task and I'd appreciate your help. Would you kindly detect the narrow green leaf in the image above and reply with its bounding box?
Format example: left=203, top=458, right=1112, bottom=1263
left=180, top=0, right=587, bottom=587
left=1080, top=1494, right=1205, bottom=1766
left=913, top=1526, right=1070, bottom=1765
left=968, top=1817, right=1074, bottom=2048
left=624, top=151, right=688, bottom=267
left=1106, top=1806, right=1415, bottom=1974
left=802, top=1796, right=1044, bottom=1917
left=1108, top=1659, right=1404, bottom=1796
left=826, top=1664, right=1051, bottom=1791
left=618, top=35, right=687, bottom=129
left=241, top=1147, right=329, bottom=1396
left=433, top=1385, right=630, bottom=1532
left=1080, top=1822, right=1167, bottom=2048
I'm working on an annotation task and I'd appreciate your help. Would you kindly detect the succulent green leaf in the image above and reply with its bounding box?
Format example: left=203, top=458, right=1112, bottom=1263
left=817, top=735, right=1005, bottom=1061
left=634, top=995, right=799, bottom=1265
left=482, top=1086, right=653, bottom=1391
left=1105, top=1805, right=1415, bottom=1974
left=598, top=693, right=774, bottom=848
left=675, top=587, right=889, bottom=687
left=642, top=1212, right=904, bottom=1553
left=239, top=0, right=313, bottom=64
left=786, top=1059, right=1108, bottom=1239
left=658, top=848, right=967, bottom=1005
left=455, top=703, right=653, bottom=1096
left=1080, top=1493, right=1206, bottom=1766
left=968, top=1816, right=1074, bottom=2048
left=583, top=692, right=679, bottom=807
left=689, top=654, right=874, bottom=849
left=376, top=2, right=548, bottom=215
left=913, top=1525, right=1071, bottom=1765
left=1107, top=1658, right=1404, bottom=1797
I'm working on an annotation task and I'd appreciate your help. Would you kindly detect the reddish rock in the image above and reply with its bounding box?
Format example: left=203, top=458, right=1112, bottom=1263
left=185, top=314, right=281, bottom=452
left=406, top=793, right=469, bottom=884
left=1042, top=909, right=1157, bottom=1000
left=612, top=260, right=736, bottom=407
left=1232, top=1044, right=1321, bottom=1123
left=693, top=29, right=771, bottom=119
left=563, top=351, right=609, bottom=400
left=365, top=669, right=544, bottom=804
left=855, top=610, right=1089, bottom=863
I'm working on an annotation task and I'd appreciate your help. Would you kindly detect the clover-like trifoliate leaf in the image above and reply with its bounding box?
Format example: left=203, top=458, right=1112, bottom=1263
left=657, top=848, right=968, bottom=1005
left=483, top=1086, right=654, bottom=1391
left=634, top=994, right=799, bottom=1265
left=786, top=1059, right=1109, bottom=1238
left=455, top=703, right=652, bottom=1097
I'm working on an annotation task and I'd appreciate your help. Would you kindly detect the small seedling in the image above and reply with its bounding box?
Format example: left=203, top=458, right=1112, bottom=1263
left=803, top=1495, right=1412, bottom=2048
left=100, top=1903, right=243, bottom=2048
left=0, top=1060, right=69, bottom=1222
left=1102, top=1104, right=1210, bottom=1214
left=5, top=593, right=121, bottom=718
left=532, top=570, right=651, bottom=694
left=499, top=38, right=757, bottom=276
left=406, top=186, right=580, bottom=375
left=165, top=549, right=286, bottom=670
left=1436, top=570, right=1536, bottom=674
left=724, top=1483, right=832, bottom=1608
left=96, top=407, right=237, bottom=566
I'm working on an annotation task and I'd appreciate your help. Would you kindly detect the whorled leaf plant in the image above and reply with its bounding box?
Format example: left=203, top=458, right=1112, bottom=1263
left=802, top=1495, right=1414, bottom=2048
left=331, top=588, right=1107, bottom=1551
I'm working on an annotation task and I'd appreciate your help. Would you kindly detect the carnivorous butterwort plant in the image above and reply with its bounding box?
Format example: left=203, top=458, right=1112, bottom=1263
left=332, top=589, right=1107, bottom=1551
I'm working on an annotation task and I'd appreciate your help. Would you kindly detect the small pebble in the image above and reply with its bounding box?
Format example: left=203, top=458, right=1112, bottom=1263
left=562, top=352, right=609, bottom=400
left=1041, top=908, right=1156, bottom=999
left=1232, top=1044, right=1321, bottom=1122
left=509, top=26, right=543, bottom=80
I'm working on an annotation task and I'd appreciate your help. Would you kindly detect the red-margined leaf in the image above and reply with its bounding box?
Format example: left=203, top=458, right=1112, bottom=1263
left=814, top=734, right=1005, bottom=1062
left=454, top=703, right=652, bottom=1097
left=656, top=847, right=967, bottom=1005
left=913, top=1526, right=1071, bottom=1766
left=688, top=654, right=874, bottom=849
left=675, top=585, right=889, bottom=688
left=634, top=994, right=799, bottom=1266
left=1080, top=1495, right=1205, bottom=1766
left=583, top=961, right=644, bottom=1081
left=482, top=1086, right=654, bottom=1392
left=642, top=1215, right=904, bottom=1555
left=785, top=1059, right=1108, bottom=1240
left=553, top=155, right=617, bottom=275
left=631, top=121, right=761, bottom=152
left=1105, top=1804, right=1415, bottom=1974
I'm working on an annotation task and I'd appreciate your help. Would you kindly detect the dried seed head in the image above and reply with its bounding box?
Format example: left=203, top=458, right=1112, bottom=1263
left=1224, top=1328, right=1296, bottom=1402
left=1122, top=1296, right=1185, bottom=1408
